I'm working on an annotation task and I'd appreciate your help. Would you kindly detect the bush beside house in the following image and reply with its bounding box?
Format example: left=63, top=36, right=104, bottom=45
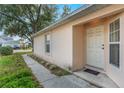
left=0, top=46, right=13, bottom=56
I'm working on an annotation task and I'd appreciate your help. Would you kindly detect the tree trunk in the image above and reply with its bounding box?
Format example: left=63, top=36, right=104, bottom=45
left=32, top=25, right=37, bottom=53
left=32, top=38, right=34, bottom=52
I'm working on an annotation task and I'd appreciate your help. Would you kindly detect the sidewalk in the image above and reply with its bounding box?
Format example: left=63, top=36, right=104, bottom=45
left=22, top=54, right=97, bottom=88
left=13, top=49, right=32, bottom=53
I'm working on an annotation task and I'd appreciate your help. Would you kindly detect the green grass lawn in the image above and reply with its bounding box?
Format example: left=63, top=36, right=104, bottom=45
left=0, top=53, right=41, bottom=88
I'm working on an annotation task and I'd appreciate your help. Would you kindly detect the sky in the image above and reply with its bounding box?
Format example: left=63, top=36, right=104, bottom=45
left=57, top=4, right=83, bottom=18
left=58, top=4, right=83, bottom=13
left=0, top=4, right=83, bottom=40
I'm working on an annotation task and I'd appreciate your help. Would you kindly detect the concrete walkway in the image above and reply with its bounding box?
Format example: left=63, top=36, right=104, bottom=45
left=22, top=55, right=97, bottom=88
left=74, top=70, right=119, bottom=88
left=13, top=49, right=32, bottom=53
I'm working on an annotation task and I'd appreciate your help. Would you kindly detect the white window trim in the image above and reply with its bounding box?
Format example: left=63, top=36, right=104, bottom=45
left=44, top=33, right=52, bottom=56
left=108, top=18, right=120, bottom=68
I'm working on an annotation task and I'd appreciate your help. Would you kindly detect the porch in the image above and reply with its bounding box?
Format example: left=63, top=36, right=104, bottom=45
left=73, top=66, right=119, bottom=88
left=72, top=17, right=108, bottom=71
left=71, top=11, right=123, bottom=87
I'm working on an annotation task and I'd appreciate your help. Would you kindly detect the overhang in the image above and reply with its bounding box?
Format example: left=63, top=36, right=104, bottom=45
left=32, top=4, right=110, bottom=38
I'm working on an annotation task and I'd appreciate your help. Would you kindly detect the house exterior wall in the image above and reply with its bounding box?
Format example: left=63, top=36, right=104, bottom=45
left=104, top=13, right=124, bottom=88
left=34, top=23, right=73, bottom=69
left=72, top=13, right=124, bottom=87
left=72, top=25, right=86, bottom=71
left=71, top=5, right=124, bottom=87
left=33, top=4, right=124, bottom=87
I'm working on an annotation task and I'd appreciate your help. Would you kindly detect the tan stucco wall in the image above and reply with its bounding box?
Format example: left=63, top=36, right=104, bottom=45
left=34, top=23, right=73, bottom=69
left=103, top=13, right=124, bottom=88
left=73, top=13, right=124, bottom=87
left=33, top=4, right=124, bottom=87
left=79, top=13, right=124, bottom=87
left=71, top=5, right=124, bottom=87
left=72, top=25, right=86, bottom=71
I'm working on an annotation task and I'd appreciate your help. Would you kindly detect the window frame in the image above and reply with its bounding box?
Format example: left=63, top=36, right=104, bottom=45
left=45, top=34, right=51, bottom=55
left=109, top=18, right=120, bottom=68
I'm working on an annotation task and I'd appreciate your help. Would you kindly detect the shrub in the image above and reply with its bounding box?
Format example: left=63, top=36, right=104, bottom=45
left=0, top=46, right=13, bottom=56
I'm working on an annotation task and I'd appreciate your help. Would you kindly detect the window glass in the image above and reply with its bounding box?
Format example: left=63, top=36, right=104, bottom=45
left=45, top=34, right=50, bottom=53
left=109, top=19, right=120, bottom=68
left=110, top=44, right=119, bottom=67
left=110, top=19, right=120, bottom=42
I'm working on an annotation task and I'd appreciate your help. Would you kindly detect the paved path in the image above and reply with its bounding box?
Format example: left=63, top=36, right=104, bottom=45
left=22, top=54, right=97, bottom=88
left=13, top=49, right=32, bottom=53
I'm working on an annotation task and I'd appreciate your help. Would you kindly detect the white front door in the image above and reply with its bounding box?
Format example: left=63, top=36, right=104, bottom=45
left=87, top=25, right=104, bottom=69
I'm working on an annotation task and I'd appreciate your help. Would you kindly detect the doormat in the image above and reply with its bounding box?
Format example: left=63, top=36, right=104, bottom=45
left=84, top=68, right=100, bottom=75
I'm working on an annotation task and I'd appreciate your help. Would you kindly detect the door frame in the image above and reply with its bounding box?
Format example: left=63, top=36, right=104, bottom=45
left=86, top=25, right=105, bottom=70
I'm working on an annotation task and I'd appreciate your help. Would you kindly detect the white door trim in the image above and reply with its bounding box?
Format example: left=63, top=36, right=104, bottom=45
left=86, top=25, right=105, bottom=69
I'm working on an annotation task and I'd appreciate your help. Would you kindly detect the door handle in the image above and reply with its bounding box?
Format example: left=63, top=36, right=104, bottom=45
left=102, top=44, right=104, bottom=49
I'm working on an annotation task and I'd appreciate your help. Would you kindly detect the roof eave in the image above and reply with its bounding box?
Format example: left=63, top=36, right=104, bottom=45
left=32, top=4, right=110, bottom=38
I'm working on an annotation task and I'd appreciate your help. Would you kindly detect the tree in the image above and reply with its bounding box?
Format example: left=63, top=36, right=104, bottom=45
left=61, top=5, right=71, bottom=17
left=0, top=4, right=58, bottom=45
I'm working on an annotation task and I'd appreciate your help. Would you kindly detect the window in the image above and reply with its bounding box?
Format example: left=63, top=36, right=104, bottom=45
left=45, top=34, right=50, bottom=53
left=109, top=19, right=120, bottom=67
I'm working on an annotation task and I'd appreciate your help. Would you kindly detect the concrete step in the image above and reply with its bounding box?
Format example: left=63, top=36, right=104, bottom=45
left=73, top=70, right=119, bottom=88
